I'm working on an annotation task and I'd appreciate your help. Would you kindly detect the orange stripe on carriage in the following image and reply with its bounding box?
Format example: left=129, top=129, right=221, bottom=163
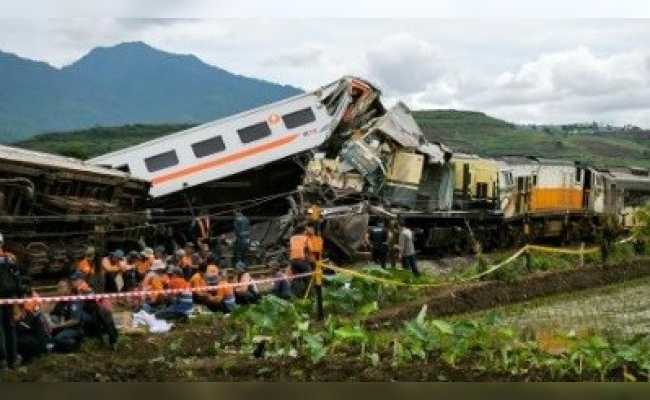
left=152, top=133, right=300, bottom=186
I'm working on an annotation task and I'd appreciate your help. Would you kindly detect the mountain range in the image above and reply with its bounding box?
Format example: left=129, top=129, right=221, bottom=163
left=0, top=41, right=302, bottom=142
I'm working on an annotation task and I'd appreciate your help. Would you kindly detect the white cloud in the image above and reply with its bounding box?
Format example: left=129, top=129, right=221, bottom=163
left=366, top=33, right=450, bottom=95
left=263, top=48, right=324, bottom=68
left=459, top=47, right=650, bottom=125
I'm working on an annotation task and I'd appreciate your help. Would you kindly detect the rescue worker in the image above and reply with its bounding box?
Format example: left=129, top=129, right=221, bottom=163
left=47, top=280, right=85, bottom=353
left=122, top=251, right=139, bottom=292
left=75, top=246, right=96, bottom=282
left=387, top=219, right=400, bottom=269
left=213, top=269, right=236, bottom=314
left=288, top=225, right=312, bottom=297
left=172, top=249, right=193, bottom=280
left=364, top=220, right=389, bottom=269
left=15, top=294, right=51, bottom=363
left=397, top=219, right=421, bottom=277
left=233, top=261, right=260, bottom=305
left=270, top=261, right=292, bottom=300
left=154, top=245, right=167, bottom=262
left=141, top=260, right=169, bottom=313
left=305, top=224, right=324, bottom=266
left=136, top=247, right=154, bottom=283
left=192, top=208, right=212, bottom=246
left=189, top=259, right=213, bottom=305
left=0, top=234, right=21, bottom=370
left=69, top=272, right=119, bottom=351
left=155, top=267, right=193, bottom=322
left=101, top=249, right=127, bottom=293
left=193, top=243, right=212, bottom=269
left=233, top=211, right=251, bottom=264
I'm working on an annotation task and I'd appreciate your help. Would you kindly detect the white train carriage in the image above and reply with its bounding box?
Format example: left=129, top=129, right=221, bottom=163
left=89, top=76, right=381, bottom=198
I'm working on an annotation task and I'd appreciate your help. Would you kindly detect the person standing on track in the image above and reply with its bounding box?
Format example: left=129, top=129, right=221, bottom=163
left=397, top=219, right=421, bottom=277
left=233, top=211, right=251, bottom=265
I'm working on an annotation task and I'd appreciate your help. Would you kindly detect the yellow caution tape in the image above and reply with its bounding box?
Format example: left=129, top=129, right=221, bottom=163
left=616, top=234, right=638, bottom=245
left=320, top=240, right=616, bottom=289
left=525, top=244, right=600, bottom=255
left=324, top=246, right=527, bottom=288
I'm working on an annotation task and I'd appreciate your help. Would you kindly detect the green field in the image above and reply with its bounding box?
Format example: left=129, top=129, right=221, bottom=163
left=415, top=110, right=650, bottom=169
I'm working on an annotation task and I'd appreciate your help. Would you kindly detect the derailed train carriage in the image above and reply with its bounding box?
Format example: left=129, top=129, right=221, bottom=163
left=0, top=144, right=150, bottom=276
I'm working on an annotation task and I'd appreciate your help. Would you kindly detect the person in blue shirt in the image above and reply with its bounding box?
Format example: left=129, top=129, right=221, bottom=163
left=233, top=211, right=251, bottom=264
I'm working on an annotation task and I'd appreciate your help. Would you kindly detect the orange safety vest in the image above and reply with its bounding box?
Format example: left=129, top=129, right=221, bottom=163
left=289, top=234, right=310, bottom=261
left=307, top=234, right=323, bottom=261
left=76, top=259, right=94, bottom=276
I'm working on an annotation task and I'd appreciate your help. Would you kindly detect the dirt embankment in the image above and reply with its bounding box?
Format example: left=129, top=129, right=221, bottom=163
left=367, top=258, right=650, bottom=325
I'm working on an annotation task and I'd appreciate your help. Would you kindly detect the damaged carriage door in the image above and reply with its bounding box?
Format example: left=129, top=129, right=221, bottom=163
left=589, top=170, right=605, bottom=214
left=342, top=79, right=378, bottom=124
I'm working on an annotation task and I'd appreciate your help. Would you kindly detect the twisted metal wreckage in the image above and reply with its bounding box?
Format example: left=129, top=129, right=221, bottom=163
left=86, top=76, right=453, bottom=265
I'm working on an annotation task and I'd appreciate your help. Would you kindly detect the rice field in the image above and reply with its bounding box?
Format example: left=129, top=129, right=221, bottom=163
left=475, top=276, right=650, bottom=339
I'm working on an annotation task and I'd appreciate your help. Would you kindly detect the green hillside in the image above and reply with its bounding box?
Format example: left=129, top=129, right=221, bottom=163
left=15, top=123, right=194, bottom=159
left=14, top=110, right=650, bottom=169
left=415, top=110, right=650, bottom=169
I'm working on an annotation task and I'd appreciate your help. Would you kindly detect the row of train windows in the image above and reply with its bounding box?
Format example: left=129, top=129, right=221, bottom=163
left=144, top=107, right=316, bottom=173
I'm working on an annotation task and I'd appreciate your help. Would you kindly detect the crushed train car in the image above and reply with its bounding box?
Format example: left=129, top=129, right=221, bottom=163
left=0, top=144, right=150, bottom=275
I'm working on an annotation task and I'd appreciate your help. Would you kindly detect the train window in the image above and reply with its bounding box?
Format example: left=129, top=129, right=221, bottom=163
left=502, top=171, right=514, bottom=186
left=282, top=107, right=316, bottom=129
left=476, top=182, right=488, bottom=198
left=116, top=164, right=130, bottom=173
left=145, top=150, right=179, bottom=173
left=532, top=175, right=537, bottom=186
left=237, top=122, right=271, bottom=144
left=192, top=135, right=226, bottom=158
left=575, top=168, right=583, bottom=184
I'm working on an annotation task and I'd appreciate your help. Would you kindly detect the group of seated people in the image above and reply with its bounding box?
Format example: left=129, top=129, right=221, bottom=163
left=4, top=240, right=301, bottom=368
left=79, top=241, right=299, bottom=319
left=14, top=276, right=120, bottom=366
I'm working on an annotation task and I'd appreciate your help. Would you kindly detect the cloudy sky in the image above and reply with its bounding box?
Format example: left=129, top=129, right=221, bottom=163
left=0, top=4, right=649, bottom=127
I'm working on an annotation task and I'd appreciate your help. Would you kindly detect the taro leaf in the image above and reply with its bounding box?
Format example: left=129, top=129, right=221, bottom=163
left=615, top=345, right=638, bottom=362
left=334, top=324, right=368, bottom=343
left=586, top=336, right=609, bottom=350
left=430, top=320, right=453, bottom=336
left=304, top=334, right=327, bottom=364
left=404, top=319, right=429, bottom=342
left=357, top=301, right=379, bottom=318
left=453, top=320, right=479, bottom=338
left=296, top=320, right=310, bottom=332
left=409, top=342, right=426, bottom=360
left=416, top=305, right=428, bottom=324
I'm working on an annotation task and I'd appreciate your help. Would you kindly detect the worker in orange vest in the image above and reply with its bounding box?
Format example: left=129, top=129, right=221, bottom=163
left=305, top=224, right=323, bottom=266
left=288, top=225, right=312, bottom=297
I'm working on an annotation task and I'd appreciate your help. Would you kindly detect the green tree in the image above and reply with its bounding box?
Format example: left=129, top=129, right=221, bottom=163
left=56, top=142, right=88, bottom=159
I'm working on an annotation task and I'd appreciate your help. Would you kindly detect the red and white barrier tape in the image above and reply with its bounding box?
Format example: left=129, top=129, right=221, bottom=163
left=0, top=272, right=313, bottom=305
